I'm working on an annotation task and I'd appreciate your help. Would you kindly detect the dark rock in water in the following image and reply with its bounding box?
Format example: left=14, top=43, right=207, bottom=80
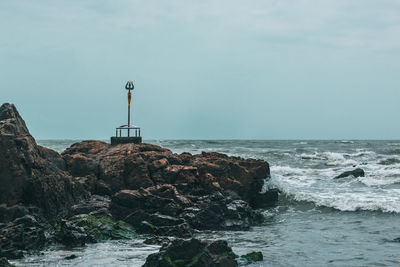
left=391, top=237, right=400, bottom=242
left=0, top=257, right=15, bottom=267
left=379, top=158, right=400, bottom=165
left=142, top=238, right=237, bottom=267
left=64, top=254, right=78, bottom=260
left=55, top=214, right=136, bottom=246
left=250, top=188, right=280, bottom=209
left=241, top=251, right=263, bottom=262
left=334, top=168, right=365, bottom=179
left=0, top=215, right=46, bottom=259
left=56, top=219, right=89, bottom=246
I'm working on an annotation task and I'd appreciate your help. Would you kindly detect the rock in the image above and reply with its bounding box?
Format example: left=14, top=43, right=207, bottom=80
left=0, top=103, right=89, bottom=219
left=0, top=215, right=46, bottom=259
left=0, top=257, right=15, bottom=267
left=61, top=140, right=275, bottom=208
left=142, top=238, right=237, bottom=267
left=111, top=185, right=263, bottom=234
left=334, top=168, right=365, bottom=179
left=0, top=102, right=278, bottom=259
left=55, top=214, right=136, bottom=246
left=143, top=236, right=174, bottom=245
left=56, top=219, right=89, bottom=246
left=241, top=251, right=263, bottom=262
left=250, top=188, right=280, bottom=209
left=64, top=254, right=78, bottom=260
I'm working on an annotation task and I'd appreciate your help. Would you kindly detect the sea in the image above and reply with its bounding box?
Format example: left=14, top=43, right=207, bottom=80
left=11, top=140, right=400, bottom=266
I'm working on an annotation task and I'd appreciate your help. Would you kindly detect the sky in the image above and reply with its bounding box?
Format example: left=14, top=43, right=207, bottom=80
left=1, top=0, right=400, bottom=140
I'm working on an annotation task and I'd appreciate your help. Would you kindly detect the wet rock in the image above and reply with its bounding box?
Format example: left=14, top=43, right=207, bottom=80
left=111, top=185, right=263, bottom=235
left=64, top=254, right=78, bottom=260
left=0, top=257, right=15, bottom=267
left=241, top=251, right=263, bottom=262
left=335, top=168, right=365, bottom=179
left=143, top=238, right=237, bottom=267
left=143, top=236, right=174, bottom=245
left=250, top=188, right=280, bottom=209
left=55, top=214, right=135, bottom=246
left=0, top=215, right=46, bottom=259
left=56, top=219, right=89, bottom=246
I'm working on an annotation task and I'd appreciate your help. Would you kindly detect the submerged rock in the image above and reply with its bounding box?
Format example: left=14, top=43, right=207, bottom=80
left=143, top=238, right=237, bottom=267
left=240, top=251, right=263, bottom=263
left=64, top=254, right=78, bottom=260
left=334, top=168, right=365, bottom=179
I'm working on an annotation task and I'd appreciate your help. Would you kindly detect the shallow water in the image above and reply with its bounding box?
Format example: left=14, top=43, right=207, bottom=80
left=12, top=140, right=400, bottom=266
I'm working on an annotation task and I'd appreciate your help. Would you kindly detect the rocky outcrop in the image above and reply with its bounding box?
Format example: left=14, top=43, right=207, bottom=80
left=143, top=238, right=238, bottom=267
left=61, top=140, right=275, bottom=208
left=0, top=103, right=278, bottom=261
left=334, top=168, right=365, bottom=179
left=110, top=184, right=263, bottom=236
left=0, top=103, right=89, bottom=258
left=0, top=103, right=89, bottom=220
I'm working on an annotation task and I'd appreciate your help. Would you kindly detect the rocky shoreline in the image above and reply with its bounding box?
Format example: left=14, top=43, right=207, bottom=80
left=0, top=103, right=278, bottom=266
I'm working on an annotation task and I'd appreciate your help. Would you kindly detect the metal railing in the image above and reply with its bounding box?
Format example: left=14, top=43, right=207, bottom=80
left=115, top=125, right=141, bottom=137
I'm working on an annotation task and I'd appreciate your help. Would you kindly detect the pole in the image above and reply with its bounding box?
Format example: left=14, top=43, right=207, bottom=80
left=128, top=90, right=131, bottom=137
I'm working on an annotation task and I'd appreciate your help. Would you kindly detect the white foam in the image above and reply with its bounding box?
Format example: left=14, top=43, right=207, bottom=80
left=271, top=163, right=400, bottom=213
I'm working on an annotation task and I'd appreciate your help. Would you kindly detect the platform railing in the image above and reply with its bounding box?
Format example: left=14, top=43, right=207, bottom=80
left=115, top=125, right=141, bottom=137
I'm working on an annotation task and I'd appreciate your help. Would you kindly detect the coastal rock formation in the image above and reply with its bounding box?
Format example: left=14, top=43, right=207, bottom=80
left=0, top=103, right=89, bottom=219
left=0, top=102, right=278, bottom=261
left=334, top=168, right=365, bottom=179
left=61, top=140, right=274, bottom=207
left=143, top=238, right=238, bottom=267
left=110, top=184, right=263, bottom=235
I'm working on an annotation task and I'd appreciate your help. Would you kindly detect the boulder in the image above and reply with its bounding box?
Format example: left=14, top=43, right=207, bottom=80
left=0, top=103, right=89, bottom=219
left=142, top=238, right=237, bottom=267
left=335, top=168, right=365, bottom=179
left=111, top=185, right=263, bottom=234
left=0, top=215, right=46, bottom=259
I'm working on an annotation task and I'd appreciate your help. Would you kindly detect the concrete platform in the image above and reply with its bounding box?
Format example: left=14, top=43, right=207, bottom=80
left=111, top=136, right=142, bottom=145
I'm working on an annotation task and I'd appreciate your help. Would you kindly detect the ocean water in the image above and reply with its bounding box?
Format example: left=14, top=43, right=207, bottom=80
left=12, top=140, right=400, bottom=266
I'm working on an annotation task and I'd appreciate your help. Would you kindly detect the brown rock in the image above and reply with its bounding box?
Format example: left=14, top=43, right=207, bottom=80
left=0, top=103, right=88, bottom=219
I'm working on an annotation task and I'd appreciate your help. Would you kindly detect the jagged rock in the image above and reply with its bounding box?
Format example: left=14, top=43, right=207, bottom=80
left=0, top=103, right=89, bottom=219
left=142, top=238, right=237, bottom=267
left=0, top=102, right=278, bottom=261
left=335, top=168, right=365, bottom=179
left=111, top=185, right=263, bottom=234
left=61, top=141, right=274, bottom=208
left=0, top=215, right=46, bottom=259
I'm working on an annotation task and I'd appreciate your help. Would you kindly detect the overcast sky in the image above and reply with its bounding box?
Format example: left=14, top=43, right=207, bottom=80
left=1, top=0, right=400, bottom=139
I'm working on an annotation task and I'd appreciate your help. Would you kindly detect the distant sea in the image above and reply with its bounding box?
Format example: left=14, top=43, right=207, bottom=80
left=13, top=140, right=400, bottom=266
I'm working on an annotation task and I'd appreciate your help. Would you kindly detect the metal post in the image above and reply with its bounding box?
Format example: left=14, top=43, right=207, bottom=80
left=128, top=98, right=130, bottom=137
